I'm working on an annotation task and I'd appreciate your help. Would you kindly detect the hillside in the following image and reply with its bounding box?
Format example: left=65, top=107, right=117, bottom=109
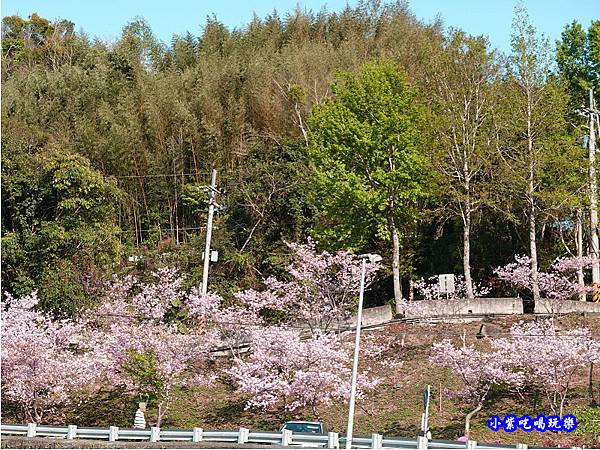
left=2, top=315, right=599, bottom=448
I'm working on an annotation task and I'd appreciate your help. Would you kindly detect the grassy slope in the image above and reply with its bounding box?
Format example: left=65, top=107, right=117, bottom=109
left=2, top=315, right=599, bottom=447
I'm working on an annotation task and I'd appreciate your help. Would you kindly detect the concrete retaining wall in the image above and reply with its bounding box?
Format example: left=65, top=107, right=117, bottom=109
left=534, top=299, right=600, bottom=315
left=347, top=304, right=393, bottom=327
left=404, top=298, right=523, bottom=319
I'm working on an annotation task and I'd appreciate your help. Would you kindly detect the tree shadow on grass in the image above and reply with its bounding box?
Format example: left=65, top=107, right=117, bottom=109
left=430, top=422, right=465, bottom=441
left=65, top=386, right=137, bottom=428
left=201, top=400, right=248, bottom=427
left=1, top=399, right=24, bottom=423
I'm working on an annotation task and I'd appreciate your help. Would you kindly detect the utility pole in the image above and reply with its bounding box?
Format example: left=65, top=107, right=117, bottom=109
left=201, top=169, right=218, bottom=295
left=588, top=88, right=600, bottom=294
left=576, top=208, right=585, bottom=301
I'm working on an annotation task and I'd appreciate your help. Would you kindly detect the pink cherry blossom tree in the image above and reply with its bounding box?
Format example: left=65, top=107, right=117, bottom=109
left=1, top=292, right=99, bottom=423
left=235, top=240, right=380, bottom=332
left=226, top=326, right=380, bottom=417
left=493, top=319, right=600, bottom=417
left=406, top=275, right=491, bottom=318
left=414, top=275, right=491, bottom=301
left=430, top=340, right=522, bottom=438
left=495, top=255, right=592, bottom=314
left=96, top=320, right=209, bottom=426
left=87, top=269, right=224, bottom=427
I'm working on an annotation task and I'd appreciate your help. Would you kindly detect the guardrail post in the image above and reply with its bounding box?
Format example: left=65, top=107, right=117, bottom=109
left=67, top=425, right=77, bottom=440
left=26, top=423, right=37, bottom=438
left=516, top=444, right=528, bottom=449
left=150, top=427, right=160, bottom=442
left=192, top=427, right=203, bottom=442
left=328, top=431, right=339, bottom=449
left=238, top=427, right=249, bottom=444
left=417, top=435, right=428, bottom=449
left=281, top=429, right=292, bottom=446
left=466, top=440, right=477, bottom=450
left=370, top=433, right=382, bottom=449
left=108, top=426, right=119, bottom=442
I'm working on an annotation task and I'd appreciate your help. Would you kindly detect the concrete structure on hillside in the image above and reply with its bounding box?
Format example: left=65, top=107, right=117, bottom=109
left=404, top=297, right=600, bottom=320
left=346, top=304, right=393, bottom=327
left=534, top=299, right=600, bottom=315
left=404, top=297, right=523, bottom=320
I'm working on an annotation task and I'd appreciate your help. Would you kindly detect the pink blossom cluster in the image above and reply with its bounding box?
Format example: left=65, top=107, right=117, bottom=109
left=1, top=243, right=386, bottom=423
left=130, top=268, right=184, bottom=319
left=492, top=319, right=600, bottom=416
left=431, top=319, right=600, bottom=421
left=235, top=240, right=380, bottom=332
left=1, top=268, right=233, bottom=425
left=430, top=340, right=521, bottom=405
left=413, top=275, right=491, bottom=301
left=226, top=327, right=380, bottom=413
left=495, top=255, right=590, bottom=301
left=1, top=292, right=100, bottom=423
left=551, top=256, right=594, bottom=273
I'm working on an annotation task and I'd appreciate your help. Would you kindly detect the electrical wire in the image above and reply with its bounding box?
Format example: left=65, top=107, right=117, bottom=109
left=110, top=172, right=212, bottom=179
left=118, top=226, right=206, bottom=234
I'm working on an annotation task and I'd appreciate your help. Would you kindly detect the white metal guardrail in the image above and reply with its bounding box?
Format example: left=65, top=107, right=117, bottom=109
left=0, top=423, right=584, bottom=449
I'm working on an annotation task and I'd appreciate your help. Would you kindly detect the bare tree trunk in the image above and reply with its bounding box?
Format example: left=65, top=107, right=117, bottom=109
left=590, top=363, right=596, bottom=406
left=527, top=90, right=540, bottom=301
left=387, top=210, right=402, bottom=314
left=463, top=205, right=474, bottom=299
left=559, top=392, right=567, bottom=419
left=529, top=195, right=540, bottom=301
left=465, top=402, right=483, bottom=438
left=588, top=89, right=600, bottom=285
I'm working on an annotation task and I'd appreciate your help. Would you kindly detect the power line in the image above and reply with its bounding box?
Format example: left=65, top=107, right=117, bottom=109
left=110, top=172, right=212, bottom=179
left=119, top=226, right=206, bottom=234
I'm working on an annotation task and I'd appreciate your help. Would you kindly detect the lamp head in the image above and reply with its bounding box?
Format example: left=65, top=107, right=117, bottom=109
left=358, top=253, right=382, bottom=263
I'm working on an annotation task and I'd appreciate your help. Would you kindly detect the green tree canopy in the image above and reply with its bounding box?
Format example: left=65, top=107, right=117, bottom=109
left=556, top=20, right=600, bottom=108
left=1, top=149, right=122, bottom=316
left=308, top=60, right=429, bottom=310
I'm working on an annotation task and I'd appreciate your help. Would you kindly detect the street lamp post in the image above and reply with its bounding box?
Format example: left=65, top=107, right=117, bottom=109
left=346, top=253, right=381, bottom=449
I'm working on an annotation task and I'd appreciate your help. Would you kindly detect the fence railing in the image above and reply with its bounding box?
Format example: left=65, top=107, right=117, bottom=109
left=0, top=423, right=584, bottom=449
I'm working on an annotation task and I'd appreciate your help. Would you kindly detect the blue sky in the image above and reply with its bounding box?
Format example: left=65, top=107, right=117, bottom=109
left=1, top=1, right=598, bottom=54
